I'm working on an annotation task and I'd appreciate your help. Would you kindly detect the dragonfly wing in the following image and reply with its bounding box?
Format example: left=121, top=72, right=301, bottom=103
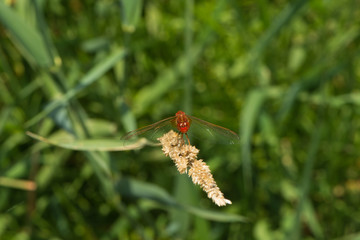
left=122, top=116, right=177, bottom=143
left=188, top=115, right=240, bottom=144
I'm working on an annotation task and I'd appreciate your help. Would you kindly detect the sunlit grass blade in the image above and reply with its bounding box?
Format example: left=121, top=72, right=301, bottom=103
left=0, top=1, right=52, bottom=67
left=0, top=177, right=36, bottom=191
left=120, top=0, right=143, bottom=33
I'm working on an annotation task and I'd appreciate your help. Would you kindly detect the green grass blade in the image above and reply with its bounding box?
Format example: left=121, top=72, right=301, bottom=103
left=115, top=177, right=248, bottom=222
left=26, top=131, right=157, bottom=151
left=289, top=125, right=322, bottom=240
left=25, top=49, right=127, bottom=128
left=240, top=89, right=266, bottom=191
left=120, top=0, right=143, bottom=33
left=133, top=33, right=213, bottom=115
left=0, top=2, right=52, bottom=67
left=249, top=0, right=308, bottom=64
left=183, top=0, right=194, bottom=113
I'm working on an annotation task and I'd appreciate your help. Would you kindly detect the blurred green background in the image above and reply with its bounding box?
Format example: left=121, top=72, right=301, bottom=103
left=1, top=0, right=360, bottom=239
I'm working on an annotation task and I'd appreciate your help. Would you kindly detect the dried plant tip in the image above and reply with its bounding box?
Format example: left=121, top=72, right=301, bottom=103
left=188, top=159, right=231, bottom=207
left=158, top=130, right=232, bottom=207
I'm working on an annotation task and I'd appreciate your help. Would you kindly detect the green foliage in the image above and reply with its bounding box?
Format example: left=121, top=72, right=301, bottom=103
left=1, top=0, right=360, bottom=239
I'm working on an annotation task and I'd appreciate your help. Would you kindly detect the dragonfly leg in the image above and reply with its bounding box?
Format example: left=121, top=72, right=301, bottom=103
left=185, top=133, right=191, bottom=145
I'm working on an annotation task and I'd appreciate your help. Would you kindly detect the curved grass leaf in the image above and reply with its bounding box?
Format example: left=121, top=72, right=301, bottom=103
left=26, top=131, right=157, bottom=151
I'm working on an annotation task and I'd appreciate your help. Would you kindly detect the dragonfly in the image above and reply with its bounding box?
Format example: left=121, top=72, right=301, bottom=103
left=122, top=111, right=240, bottom=145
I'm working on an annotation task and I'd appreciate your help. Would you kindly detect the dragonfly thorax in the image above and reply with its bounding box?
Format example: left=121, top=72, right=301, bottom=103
left=177, top=121, right=190, bottom=133
left=175, top=111, right=191, bottom=133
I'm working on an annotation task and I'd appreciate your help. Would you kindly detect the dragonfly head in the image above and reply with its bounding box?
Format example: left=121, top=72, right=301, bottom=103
left=176, top=110, right=185, bottom=117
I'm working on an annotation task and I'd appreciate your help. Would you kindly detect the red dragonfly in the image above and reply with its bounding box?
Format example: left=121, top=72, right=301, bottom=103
left=122, top=111, right=240, bottom=145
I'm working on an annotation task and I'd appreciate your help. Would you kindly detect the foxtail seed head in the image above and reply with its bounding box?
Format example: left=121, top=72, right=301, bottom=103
left=158, top=130, right=231, bottom=207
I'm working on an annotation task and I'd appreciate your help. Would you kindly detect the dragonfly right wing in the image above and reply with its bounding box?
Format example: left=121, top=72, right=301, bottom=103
left=188, top=115, right=240, bottom=145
